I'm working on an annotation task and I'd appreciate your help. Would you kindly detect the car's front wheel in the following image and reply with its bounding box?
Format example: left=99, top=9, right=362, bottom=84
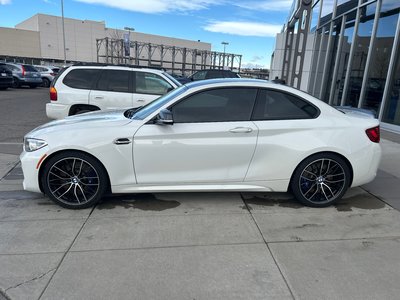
left=290, top=153, right=351, bottom=207
left=41, top=151, right=108, bottom=209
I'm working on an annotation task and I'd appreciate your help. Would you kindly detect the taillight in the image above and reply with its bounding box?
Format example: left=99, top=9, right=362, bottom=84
left=50, top=73, right=55, bottom=76
left=21, top=65, right=25, bottom=77
left=50, top=87, right=57, bottom=101
left=366, top=126, right=380, bottom=143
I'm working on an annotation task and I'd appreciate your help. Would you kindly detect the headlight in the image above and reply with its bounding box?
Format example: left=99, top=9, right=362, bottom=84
left=24, top=138, right=48, bottom=152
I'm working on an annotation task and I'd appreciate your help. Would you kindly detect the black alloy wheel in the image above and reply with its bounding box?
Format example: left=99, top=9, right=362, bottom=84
left=41, top=151, right=108, bottom=209
left=291, top=153, right=351, bottom=207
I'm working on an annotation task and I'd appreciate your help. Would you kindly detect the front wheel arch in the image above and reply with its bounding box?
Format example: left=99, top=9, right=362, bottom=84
left=38, top=149, right=111, bottom=195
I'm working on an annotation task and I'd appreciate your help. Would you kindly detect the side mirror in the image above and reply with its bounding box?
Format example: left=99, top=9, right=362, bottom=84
left=155, top=108, right=174, bottom=125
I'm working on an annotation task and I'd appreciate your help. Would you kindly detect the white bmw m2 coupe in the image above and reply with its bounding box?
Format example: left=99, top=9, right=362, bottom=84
left=21, top=79, right=381, bottom=209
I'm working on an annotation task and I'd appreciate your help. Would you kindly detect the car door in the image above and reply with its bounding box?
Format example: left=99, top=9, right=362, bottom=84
left=132, top=71, right=173, bottom=108
left=133, top=87, right=259, bottom=184
left=89, top=69, right=133, bottom=110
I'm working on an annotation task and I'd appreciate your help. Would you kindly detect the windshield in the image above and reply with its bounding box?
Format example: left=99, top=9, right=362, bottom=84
left=131, top=85, right=188, bottom=120
left=163, top=72, right=182, bottom=87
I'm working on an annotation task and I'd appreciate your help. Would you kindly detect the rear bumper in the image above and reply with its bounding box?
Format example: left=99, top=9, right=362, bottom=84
left=351, top=143, right=382, bottom=187
left=0, top=78, right=13, bottom=86
left=46, top=102, right=70, bottom=119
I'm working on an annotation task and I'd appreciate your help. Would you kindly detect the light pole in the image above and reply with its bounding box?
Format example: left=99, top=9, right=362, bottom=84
left=61, top=0, right=66, bottom=65
left=221, top=41, right=229, bottom=67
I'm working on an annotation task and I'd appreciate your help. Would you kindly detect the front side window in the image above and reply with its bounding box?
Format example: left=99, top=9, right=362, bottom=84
left=63, top=69, right=101, bottom=89
left=171, top=88, right=257, bottom=123
left=135, top=72, right=172, bottom=95
left=95, top=70, right=130, bottom=93
left=252, top=89, right=319, bottom=120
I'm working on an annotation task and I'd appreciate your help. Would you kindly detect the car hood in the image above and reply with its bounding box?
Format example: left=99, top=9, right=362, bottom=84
left=27, top=109, right=133, bottom=137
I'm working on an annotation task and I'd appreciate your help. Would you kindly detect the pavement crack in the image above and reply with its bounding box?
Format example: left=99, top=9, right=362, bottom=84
left=5, top=268, right=57, bottom=293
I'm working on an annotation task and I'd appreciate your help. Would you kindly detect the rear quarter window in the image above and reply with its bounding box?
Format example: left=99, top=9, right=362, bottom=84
left=252, top=89, right=319, bottom=120
left=62, top=69, right=101, bottom=89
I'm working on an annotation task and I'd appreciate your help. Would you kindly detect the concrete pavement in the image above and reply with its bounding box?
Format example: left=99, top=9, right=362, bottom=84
left=0, top=136, right=400, bottom=299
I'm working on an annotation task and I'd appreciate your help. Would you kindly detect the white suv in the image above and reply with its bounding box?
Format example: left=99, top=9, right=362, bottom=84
left=46, top=64, right=181, bottom=119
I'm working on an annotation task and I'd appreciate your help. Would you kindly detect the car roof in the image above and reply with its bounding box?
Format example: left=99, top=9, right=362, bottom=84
left=184, top=78, right=268, bottom=89
left=69, top=65, right=165, bottom=74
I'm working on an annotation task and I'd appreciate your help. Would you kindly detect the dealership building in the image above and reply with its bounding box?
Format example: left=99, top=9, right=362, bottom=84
left=270, top=0, right=400, bottom=132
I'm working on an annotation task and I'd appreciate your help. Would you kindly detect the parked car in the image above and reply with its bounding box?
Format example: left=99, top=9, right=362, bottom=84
left=5, top=63, right=42, bottom=88
left=46, top=64, right=181, bottom=119
left=0, top=63, right=13, bottom=90
left=34, top=65, right=60, bottom=87
left=21, top=78, right=381, bottom=209
left=188, top=69, right=240, bottom=82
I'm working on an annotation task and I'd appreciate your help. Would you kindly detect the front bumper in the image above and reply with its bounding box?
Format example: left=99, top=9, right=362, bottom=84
left=20, top=147, right=48, bottom=193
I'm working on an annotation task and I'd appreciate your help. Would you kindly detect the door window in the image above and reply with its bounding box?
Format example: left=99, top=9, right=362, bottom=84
left=252, top=89, right=319, bottom=120
left=95, top=70, right=130, bottom=93
left=171, top=88, right=257, bottom=123
left=135, top=72, right=172, bottom=95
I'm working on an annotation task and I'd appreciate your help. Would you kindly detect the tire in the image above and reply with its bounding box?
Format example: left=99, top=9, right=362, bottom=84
left=29, top=84, right=38, bottom=89
left=12, top=78, right=20, bottom=88
left=290, top=153, right=351, bottom=207
left=41, top=151, right=108, bottom=209
left=0, top=87, right=7, bottom=90
left=42, top=78, right=50, bottom=88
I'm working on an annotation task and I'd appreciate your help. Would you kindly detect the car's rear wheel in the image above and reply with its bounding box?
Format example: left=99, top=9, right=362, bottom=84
left=290, top=153, right=350, bottom=207
left=41, top=151, right=108, bottom=209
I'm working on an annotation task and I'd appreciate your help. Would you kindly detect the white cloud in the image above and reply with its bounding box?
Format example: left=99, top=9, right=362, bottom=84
left=0, top=0, right=12, bottom=4
left=74, top=0, right=222, bottom=14
left=235, top=0, right=293, bottom=11
left=204, top=21, right=281, bottom=37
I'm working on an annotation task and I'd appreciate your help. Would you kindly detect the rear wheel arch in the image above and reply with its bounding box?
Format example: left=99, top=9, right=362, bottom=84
left=290, top=151, right=354, bottom=188
left=69, top=104, right=100, bottom=116
left=289, top=151, right=354, bottom=207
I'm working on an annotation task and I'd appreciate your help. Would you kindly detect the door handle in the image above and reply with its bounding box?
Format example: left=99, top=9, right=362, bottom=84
left=113, top=138, right=131, bottom=145
left=229, top=127, right=253, bottom=133
left=137, top=99, right=145, bottom=102
left=94, top=96, right=104, bottom=99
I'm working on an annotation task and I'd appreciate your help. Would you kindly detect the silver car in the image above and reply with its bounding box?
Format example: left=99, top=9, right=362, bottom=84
left=5, top=63, right=43, bottom=88
left=34, top=65, right=60, bottom=87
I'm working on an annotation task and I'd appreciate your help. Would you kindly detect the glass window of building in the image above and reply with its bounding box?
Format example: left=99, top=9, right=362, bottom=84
left=320, top=0, right=335, bottom=26
left=336, top=0, right=358, bottom=17
left=310, top=1, right=321, bottom=32
left=323, top=19, right=343, bottom=103
left=344, top=2, right=376, bottom=107
left=332, top=9, right=357, bottom=105
left=362, top=4, right=399, bottom=115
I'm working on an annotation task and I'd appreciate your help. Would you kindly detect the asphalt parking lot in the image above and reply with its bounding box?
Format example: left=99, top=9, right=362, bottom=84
left=1, top=88, right=400, bottom=300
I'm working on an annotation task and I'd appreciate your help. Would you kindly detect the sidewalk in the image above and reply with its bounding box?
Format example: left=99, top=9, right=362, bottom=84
left=0, top=136, right=399, bottom=300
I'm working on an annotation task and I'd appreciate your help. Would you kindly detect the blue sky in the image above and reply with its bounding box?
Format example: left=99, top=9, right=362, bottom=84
left=0, top=0, right=292, bottom=68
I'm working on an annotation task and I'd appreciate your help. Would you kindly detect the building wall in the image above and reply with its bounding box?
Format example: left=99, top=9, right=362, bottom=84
left=0, top=27, right=40, bottom=58
left=12, top=14, right=211, bottom=64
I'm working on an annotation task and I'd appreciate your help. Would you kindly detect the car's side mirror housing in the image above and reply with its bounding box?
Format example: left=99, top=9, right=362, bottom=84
left=154, top=108, right=174, bottom=125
